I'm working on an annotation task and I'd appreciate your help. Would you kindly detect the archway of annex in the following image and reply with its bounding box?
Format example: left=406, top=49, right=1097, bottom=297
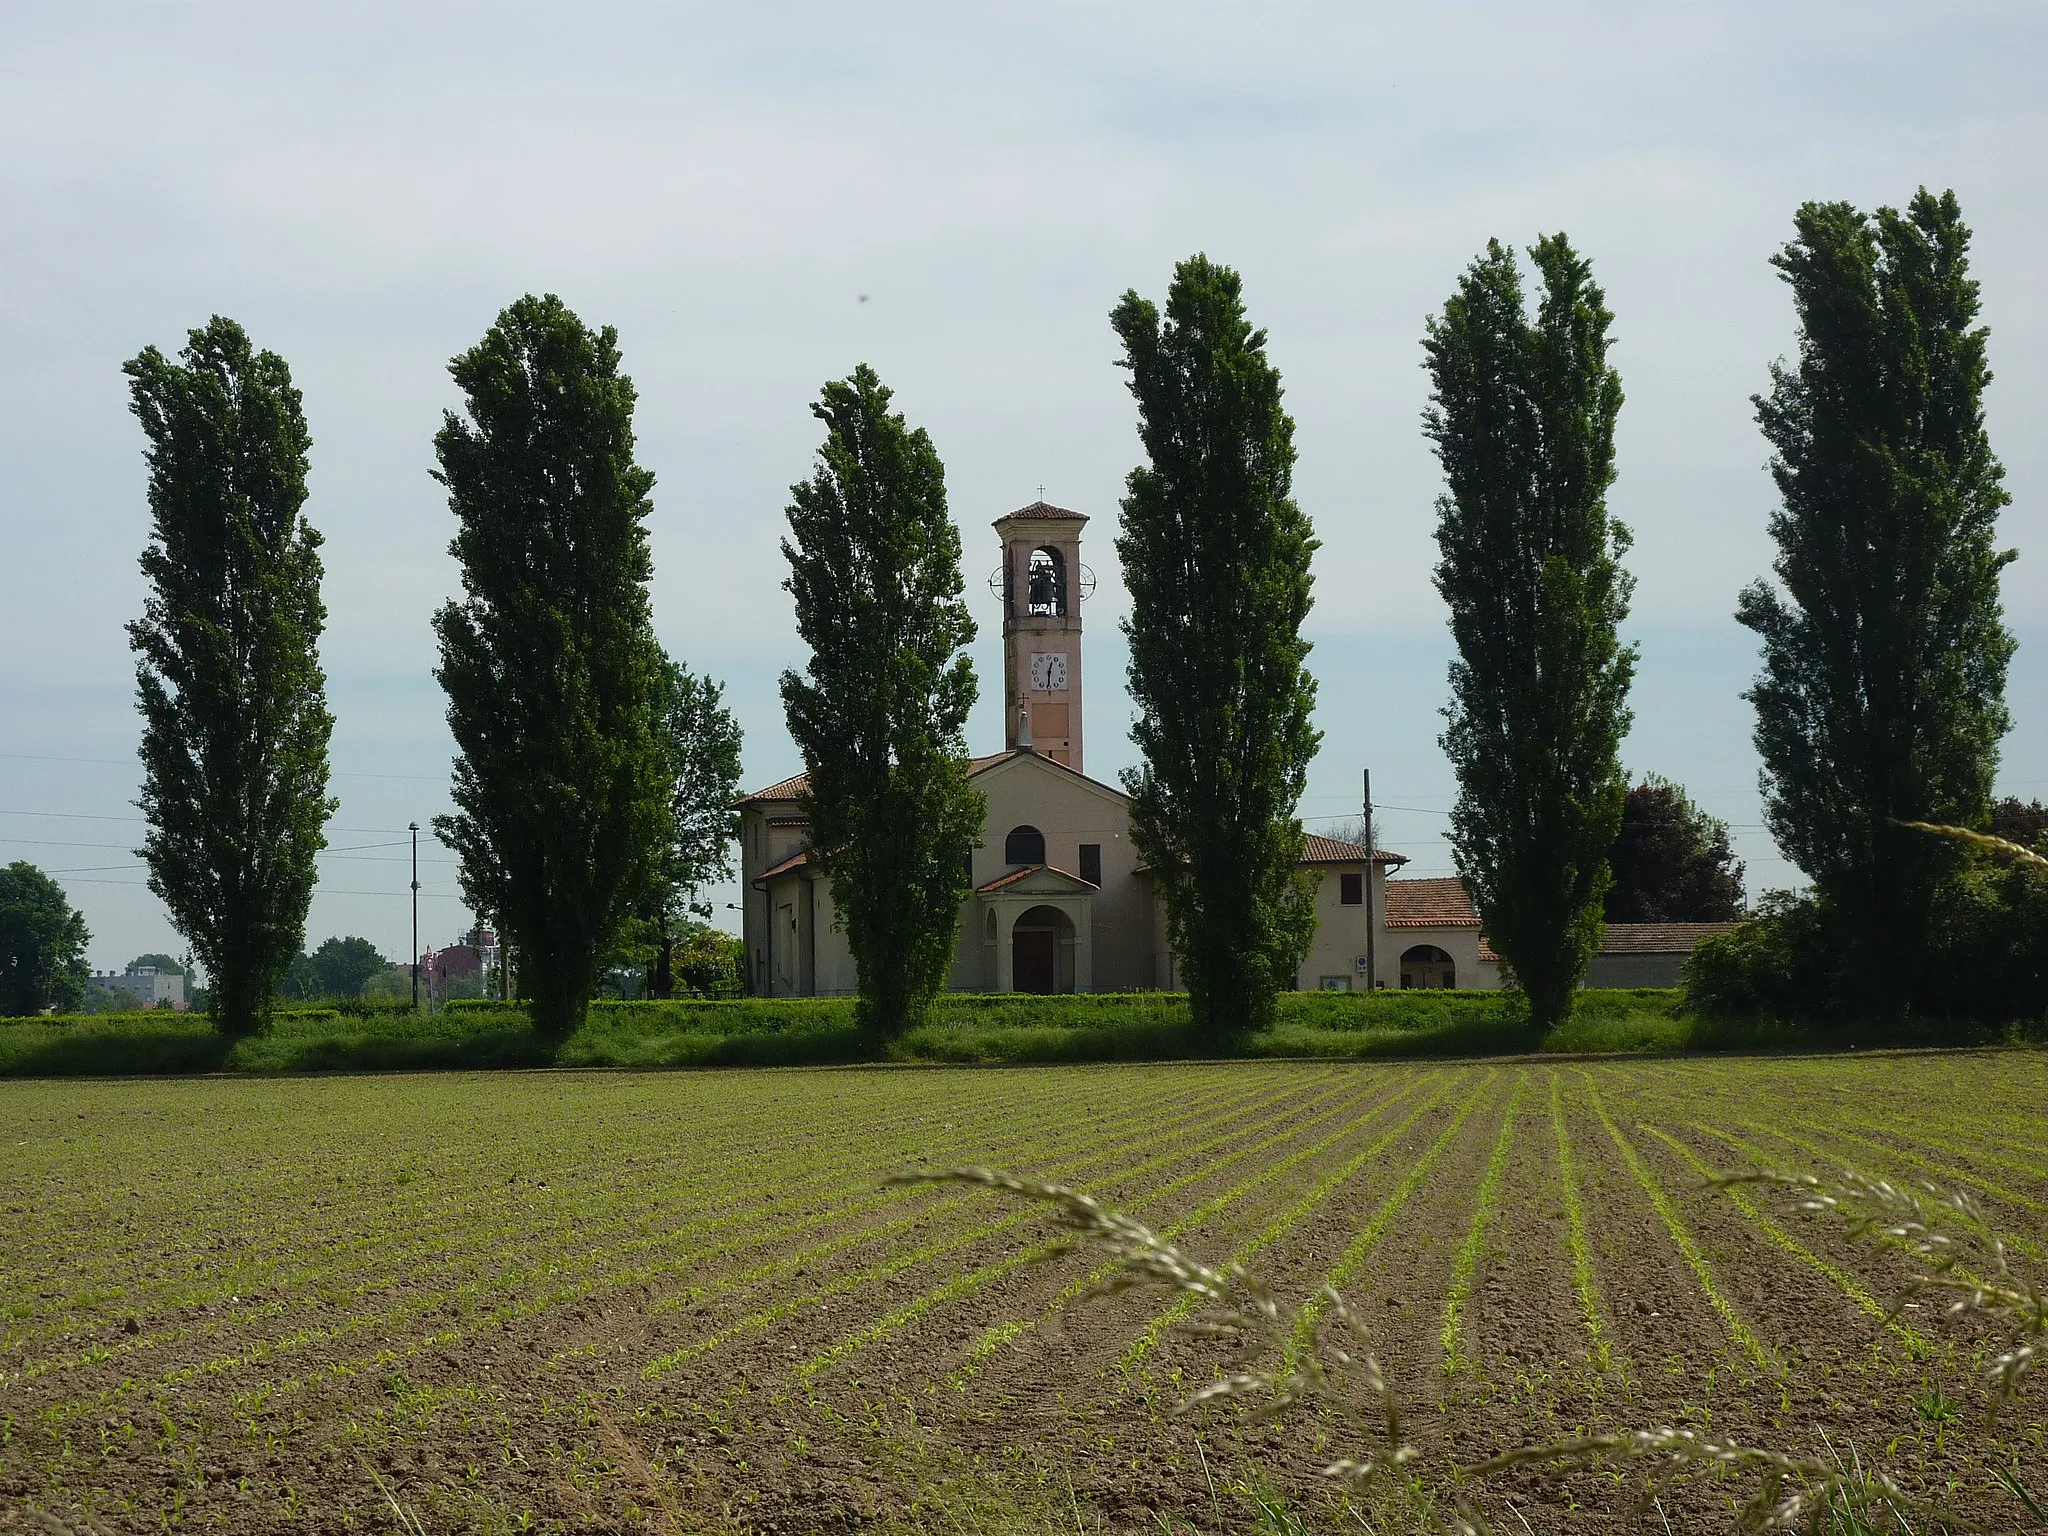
left=1400, top=944, right=1456, bottom=989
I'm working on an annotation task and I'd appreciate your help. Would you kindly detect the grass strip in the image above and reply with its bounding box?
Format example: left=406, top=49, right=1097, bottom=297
left=37, top=1070, right=1306, bottom=1415
left=1686, top=1119, right=1992, bottom=1296
left=1276, top=1072, right=1496, bottom=1361
left=638, top=1070, right=1359, bottom=1329
left=945, top=1073, right=1446, bottom=1385
left=1580, top=1073, right=1774, bottom=1373
left=796, top=1072, right=1431, bottom=1386
left=1550, top=1071, right=1611, bottom=1374
left=1736, top=1118, right=2047, bottom=1263
left=1102, top=1068, right=1482, bottom=1372
left=15, top=1070, right=1267, bottom=1394
left=1126, top=1072, right=1476, bottom=1369
left=3, top=1071, right=1100, bottom=1347
left=1440, top=1072, right=1527, bottom=1376
left=655, top=1069, right=1407, bottom=1384
left=64, top=1073, right=1311, bottom=1420
left=1636, top=1123, right=1923, bottom=1354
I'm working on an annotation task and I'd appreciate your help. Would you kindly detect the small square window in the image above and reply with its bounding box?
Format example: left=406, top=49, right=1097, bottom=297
left=1319, top=975, right=1352, bottom=992
left=1339, top=872, right=1363, bottom=905
left=1079, top=843, right=1102, bottom=886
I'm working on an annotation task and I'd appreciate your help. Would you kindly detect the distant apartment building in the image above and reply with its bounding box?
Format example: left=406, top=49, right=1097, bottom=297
left=90, top=965, right=186, bottom=1009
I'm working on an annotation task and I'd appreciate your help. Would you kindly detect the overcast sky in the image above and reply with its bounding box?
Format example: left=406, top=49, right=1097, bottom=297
left=3, top=1, right=2044, bottom=972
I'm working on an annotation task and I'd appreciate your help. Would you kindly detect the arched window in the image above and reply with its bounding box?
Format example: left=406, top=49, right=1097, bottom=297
left=1004, top=825, right=1046, bottom=865
left=1025, top=547, right=1066, bottom=616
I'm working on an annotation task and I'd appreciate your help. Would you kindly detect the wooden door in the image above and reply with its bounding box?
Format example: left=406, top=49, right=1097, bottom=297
left=1013, top=928, right=1056, bottom=993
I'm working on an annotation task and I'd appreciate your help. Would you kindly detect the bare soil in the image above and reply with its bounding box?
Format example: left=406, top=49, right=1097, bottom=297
left=3, top=1054, right=2043, bottom=1534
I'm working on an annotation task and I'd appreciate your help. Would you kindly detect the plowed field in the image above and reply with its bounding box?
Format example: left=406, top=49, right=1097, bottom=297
left=4, top=1054, right=2044, bottom=1533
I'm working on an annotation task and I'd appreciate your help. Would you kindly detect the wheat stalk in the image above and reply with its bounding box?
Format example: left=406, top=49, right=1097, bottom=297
left=1891, top=819, right=2048, bottom=870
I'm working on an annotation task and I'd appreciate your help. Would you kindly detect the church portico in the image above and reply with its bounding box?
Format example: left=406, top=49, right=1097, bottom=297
left=975, top=865, right=1096, bottom=993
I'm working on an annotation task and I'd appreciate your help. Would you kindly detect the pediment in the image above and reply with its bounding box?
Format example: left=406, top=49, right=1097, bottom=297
left=976, top=863, right=1099, bottom=895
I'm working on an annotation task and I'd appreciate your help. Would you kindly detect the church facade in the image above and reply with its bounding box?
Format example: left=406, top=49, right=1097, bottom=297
left=735, top=501, right=1500, bottom=998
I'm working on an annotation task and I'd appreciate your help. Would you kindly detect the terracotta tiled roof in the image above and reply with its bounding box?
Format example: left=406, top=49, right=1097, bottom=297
left=1300, top=834, right=1408, bottom=867
left=1384, top=877, right=1479, bottom=927
left=1600, top=922, right=1739, bottom=955
left=754, top=849, right=809, bottom=883
left=737, top=770, right=812, bottom=805
left=995, top=499, right=1088, bottom=524
left=737, top=752, right=1017, bottom=806
left=975, top=863, right=1099, bottom=894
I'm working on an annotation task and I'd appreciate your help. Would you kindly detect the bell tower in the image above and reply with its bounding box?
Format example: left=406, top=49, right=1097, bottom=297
left=993, top=500, right=1088, bottom=770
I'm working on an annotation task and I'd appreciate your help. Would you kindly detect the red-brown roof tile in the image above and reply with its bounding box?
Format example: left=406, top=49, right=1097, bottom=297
left=995, top=500, right=1088, bottom=525
left=974, top=863, right=1099, bottom=894
left=738, top=752, right=1017, bottom=806
left=754, top=849, right=809, bottom=883
left=1300, top=834, right=1407, bottom=867
left=1384, top=877, right=1479, bottom=927
left=1599, top=922, right=1739, bottom=955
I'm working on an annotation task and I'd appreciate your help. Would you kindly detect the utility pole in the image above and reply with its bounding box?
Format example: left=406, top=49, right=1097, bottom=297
left=409, top=821, right=420, bottom=1010
left=1362, top=769, right=1377, bottom=992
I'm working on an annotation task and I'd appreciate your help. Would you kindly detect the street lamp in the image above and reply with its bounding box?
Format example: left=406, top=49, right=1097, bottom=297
left=409, top=821, right=421, bottom=1010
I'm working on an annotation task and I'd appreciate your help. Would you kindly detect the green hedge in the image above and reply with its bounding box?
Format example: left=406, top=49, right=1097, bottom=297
left=0, top=988, right=1719, bottom=1078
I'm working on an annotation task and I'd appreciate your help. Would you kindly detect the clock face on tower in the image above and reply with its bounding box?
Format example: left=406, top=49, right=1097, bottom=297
left=1030, top=652, right=1069, bottom=692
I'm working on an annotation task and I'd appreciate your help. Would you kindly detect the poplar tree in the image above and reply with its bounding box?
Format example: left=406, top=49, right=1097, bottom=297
left=126, top=318, right=334, bottom=1037
left=433, top=295, right=672, bottom=1042
left=780, top=365, right=983, bottom=1037
left=1112, top=255, right=1321, bottom=1035
left=1425, top=236, right=1635, bottom=1032
left=1739, top=190, right=2014, bottom=1018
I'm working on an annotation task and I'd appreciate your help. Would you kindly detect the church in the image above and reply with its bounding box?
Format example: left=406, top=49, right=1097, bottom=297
left=735, top=501, right=1506, bottom=998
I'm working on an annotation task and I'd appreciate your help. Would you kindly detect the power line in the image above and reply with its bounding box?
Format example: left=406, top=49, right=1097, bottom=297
left=0, top=750, right=448, bottom=783
left=0, top=834, right=457, bottom=862
left=52, top=874, right=469, bottom=898
left=0, top=808, right=450, bottom=838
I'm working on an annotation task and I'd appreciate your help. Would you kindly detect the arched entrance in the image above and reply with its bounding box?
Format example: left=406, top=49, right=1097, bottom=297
left=1011, top=904, right=1077, bottom=994
left=1400, top=944, right=1456, bottom=989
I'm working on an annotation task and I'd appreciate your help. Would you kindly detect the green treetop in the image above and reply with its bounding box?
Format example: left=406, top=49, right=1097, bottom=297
left=1425, top=236, right=1636, bottom=1032
left=1740, top=189, right=2015, bottom=1021
left=644, top=657, right=743, bottom=999
left=780, top=365, right=983, bottom=1038
left=432, top=294, right=673, bottom=1043
left=1111, top=254, right=1321, bottom=1035
left=0, top=863, right=90, bottom=1016
left=125, top=316, right=334, bottom=1038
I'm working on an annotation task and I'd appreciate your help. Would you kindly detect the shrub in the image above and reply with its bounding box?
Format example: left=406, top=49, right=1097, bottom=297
left=1686, top=855, right=2048, bottom=1031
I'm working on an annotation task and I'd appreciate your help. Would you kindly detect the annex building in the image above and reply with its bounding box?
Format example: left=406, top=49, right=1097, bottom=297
left=735, top=501, right=1730, bottom=997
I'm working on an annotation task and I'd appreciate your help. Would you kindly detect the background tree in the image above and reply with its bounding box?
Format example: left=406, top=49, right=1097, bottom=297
left=433, top=294, right=673, bottom=1043
left=1606, top=776, right=1745, bottom=922
left=1322, top=816, right=1385, bottom=853
left=1989, top=797, right=2046, bottom=852
left=780, top=365, right=983, bottom=1037
left=1112, top=255, right=1321, bottom=1035
left=126, top=317, right=334, bottom=1038
left=1425, top=236, right=1635, bottom=1032
left=673, top=923, right=745, bottom=998
left=284, top=936, right=389, bottom=1000
left=1739, top=190, right=2014, bottom=1021
left=0, top=863, right=90, bottom=1015
left=643, top=657, right=743, bottom=999
left=127, top=952, right=187, bottom=977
